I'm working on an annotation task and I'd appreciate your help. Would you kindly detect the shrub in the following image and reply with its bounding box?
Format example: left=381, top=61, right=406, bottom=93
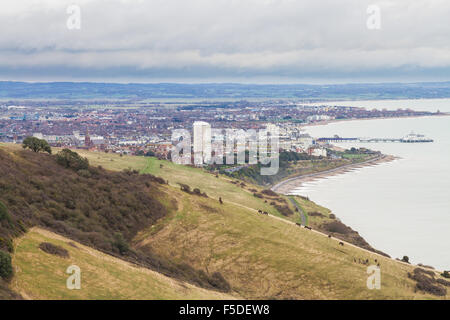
left=178, top=183, right=191, bottom=193
left=274, top=205, right=294, bottom=216
left=408, top=268, right=447, bottom=296
left=401, top=256, right=410, bottom=263
left=309, top=211, right=324, bottom=217
left=112, top=233, right=129, bottom=255
left=39, top=242, right=70, bottom=258
left=0, top=201, right=11, bottom=223
left=56, top=149, right=89, bottom=171
left=261, top=189, right=277, bottom=197
left=0, top=250, right=13, bottom=280
left=441, top=271, right=450, bottom=279
left=322, top=221, right=352, bottom=234
left=208, top=272, right=231, bottom=292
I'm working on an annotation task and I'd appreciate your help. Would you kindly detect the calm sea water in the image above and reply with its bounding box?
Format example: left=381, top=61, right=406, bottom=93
left=292, top=99, right=450, bottom=270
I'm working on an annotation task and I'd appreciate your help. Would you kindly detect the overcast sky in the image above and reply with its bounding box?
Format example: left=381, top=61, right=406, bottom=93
left=1, top=0, right=450, bottom=83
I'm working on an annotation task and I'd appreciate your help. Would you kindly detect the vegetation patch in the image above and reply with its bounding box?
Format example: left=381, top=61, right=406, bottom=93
left=408, top=268, right=447, bottom=296
left=39, top=242, right=70, bottom=258
left=0, top=250, right=13, bottom=280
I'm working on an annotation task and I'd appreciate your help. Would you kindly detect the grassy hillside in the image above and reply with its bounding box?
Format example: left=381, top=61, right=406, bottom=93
left=11, top=227, right=235, bottom=300
left=131, top=187, right=449, bottom=299
left=0, top=144, right=232, bottom=297
left=1, top=144, right=448, bottom=299
left=75, top=149, right=387, bottom=254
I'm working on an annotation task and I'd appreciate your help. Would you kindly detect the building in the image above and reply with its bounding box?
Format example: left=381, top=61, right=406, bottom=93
left=193, top=121, right=211, bottom=165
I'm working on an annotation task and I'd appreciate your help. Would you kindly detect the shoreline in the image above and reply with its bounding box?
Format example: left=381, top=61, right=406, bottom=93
left=299, top=112, right=450, bottom=128
left=271, top=154, right=398, bottom=195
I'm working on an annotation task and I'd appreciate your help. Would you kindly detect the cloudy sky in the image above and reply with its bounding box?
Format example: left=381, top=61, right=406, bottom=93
left=1, top=0, right=450, bottom=83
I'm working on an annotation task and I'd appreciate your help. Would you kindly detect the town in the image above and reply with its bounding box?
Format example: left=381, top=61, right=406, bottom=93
left=0, top=100, right=438, bottom=160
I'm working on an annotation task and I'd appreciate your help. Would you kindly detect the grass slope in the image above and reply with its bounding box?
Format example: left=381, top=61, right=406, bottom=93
left=11, top=227, right=235, bottom=300
left=133, top=188, right=448, bottom=299
left=3, top=144, right=448, bottom=299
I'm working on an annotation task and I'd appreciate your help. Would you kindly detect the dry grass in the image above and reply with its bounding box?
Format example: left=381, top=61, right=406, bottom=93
left=135, top=189, right=448, bottom=300
left=11, top=227, right=236, bottom=300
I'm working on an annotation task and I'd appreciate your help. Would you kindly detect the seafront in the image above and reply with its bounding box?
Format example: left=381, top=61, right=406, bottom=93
left=271, top=153, right=397, bottom=195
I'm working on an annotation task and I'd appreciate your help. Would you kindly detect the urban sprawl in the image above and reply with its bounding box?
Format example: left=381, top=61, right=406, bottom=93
left=0, top=101, right=438, bottom=162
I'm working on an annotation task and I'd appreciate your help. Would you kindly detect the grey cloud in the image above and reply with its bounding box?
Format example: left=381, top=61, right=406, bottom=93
left=1, top=0, right=450, bottom=82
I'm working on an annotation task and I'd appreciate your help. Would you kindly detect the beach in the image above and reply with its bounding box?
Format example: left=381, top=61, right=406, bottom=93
left=271, top=154, right=397, bottom=195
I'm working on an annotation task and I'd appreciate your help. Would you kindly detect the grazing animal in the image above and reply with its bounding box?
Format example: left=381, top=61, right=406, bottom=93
left=353, top=258, right=357, bottom=263
left=328, top=234, right=332, bottom=238
left=304, top=226, right=312, bottom=230
left=374, top=259, right=378, bottom=263
left=339, top=242, right=344, bottom=246
left=296, top=223, right=302, bottom=227
left=263, top=211, right=269, bottom=215
left=258, top=210, right=262, bottom=214
left=219, top=197, right=223, bottom=204
left=366, top=259, right=369, bottom=264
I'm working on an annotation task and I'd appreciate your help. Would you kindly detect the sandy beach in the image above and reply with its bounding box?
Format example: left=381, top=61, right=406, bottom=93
left=271, top=154, right=398, bottom=195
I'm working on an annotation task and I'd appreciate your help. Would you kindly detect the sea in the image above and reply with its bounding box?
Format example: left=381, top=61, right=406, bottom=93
left=290, top=98, right=450, bottom=270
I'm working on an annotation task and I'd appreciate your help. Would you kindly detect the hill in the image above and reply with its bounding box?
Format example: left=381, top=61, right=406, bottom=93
left=1, top=81, right=450, bottom=100
left=1, top=144, right=448, bottom=299
left=11, top=227, right=235, bottom=299
left=74, top=147, right=449, bottom=299
left=0, top=144, right=232, bottom=297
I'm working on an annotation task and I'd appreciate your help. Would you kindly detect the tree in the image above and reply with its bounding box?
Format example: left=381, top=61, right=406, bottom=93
left=0, top=250, right=13, bottom=280
left=56, top=149, right=89, bottom=171
left=401, top=256, right=410, bottom=263
left=22, top=136, right=52, bottom=154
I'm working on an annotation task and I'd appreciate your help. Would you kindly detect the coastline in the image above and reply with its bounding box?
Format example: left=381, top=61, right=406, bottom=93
left=271, top=154, right=398, bottom=195
left=299, top=112, right=450, bottom=128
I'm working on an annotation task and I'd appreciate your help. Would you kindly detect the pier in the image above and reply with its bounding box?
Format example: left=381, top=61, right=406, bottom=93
left=317, top=133, right=433, bottom=143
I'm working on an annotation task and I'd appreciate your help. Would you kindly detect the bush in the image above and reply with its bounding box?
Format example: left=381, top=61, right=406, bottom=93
left=309, top=211, right=324, bottom=217
left=401, top=256, right=410, bottom=263
left=56, top=149, right=89, bottom=171
left=322, top=221, right=352, bottom=234
left=408, top=268, right=447, bottom=296
left=274, top=205, right=294, bottom=216
left=0, top=201, right=11, bottom=223
left=112, top=233, right=129, bottom=255
left=261, top=189, right=277, bottom=197
left=208, top=272, right=231, bottom=292
left=39, top=242, right=70, bottom=258
left=441, top=271, right=450, bottom=279
left=0, top=250, right=13, bottom=280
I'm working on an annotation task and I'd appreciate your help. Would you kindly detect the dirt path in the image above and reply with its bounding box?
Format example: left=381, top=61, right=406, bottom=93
left=287, top=196, right=307, bottom=225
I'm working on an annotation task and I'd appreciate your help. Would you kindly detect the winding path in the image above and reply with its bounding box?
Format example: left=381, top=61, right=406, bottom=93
left=288, top=196, right=307, bottom=226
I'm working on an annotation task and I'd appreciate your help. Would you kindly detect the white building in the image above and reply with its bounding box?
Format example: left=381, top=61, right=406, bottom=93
left=193, top=121, right=211, bottom=165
